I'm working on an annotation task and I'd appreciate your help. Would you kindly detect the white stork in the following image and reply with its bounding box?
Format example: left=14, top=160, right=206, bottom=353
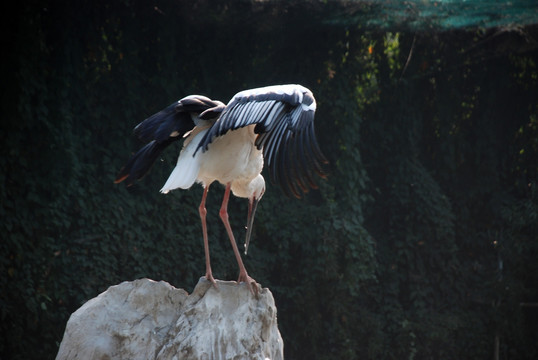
left=115, top=84, right=327, bottom=293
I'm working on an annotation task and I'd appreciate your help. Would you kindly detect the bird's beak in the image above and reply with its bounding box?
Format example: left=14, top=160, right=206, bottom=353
left=244, top=196, right=259, bottom=255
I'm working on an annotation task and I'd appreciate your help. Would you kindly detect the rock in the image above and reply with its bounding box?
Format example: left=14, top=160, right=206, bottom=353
left=56, top=278, right=283, bottom=360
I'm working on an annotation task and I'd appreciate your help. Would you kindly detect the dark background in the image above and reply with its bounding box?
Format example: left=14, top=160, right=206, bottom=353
left=2, top=1, right=537, bottom=359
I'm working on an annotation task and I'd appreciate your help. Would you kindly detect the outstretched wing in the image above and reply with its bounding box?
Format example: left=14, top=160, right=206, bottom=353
left=196, top=84, right=328, bottom=197
left=115, top=95, right=224, bottom=185
left=134, top=95, right=222, bottom=143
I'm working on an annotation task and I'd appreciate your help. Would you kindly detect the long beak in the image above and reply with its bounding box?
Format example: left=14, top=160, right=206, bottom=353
left=244, top=197, right=259, bottom=255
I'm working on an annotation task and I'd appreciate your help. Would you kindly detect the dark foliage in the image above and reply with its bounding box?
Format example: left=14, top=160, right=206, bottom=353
left=1, top=1, right=537, bottom=359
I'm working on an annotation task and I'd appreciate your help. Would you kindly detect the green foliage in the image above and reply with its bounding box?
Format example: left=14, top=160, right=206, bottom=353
left=2, top=1, right=538, bottom=359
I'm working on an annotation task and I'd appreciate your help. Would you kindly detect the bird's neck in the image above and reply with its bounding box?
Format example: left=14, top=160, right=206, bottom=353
left=231, top=175, right=265, bottom=200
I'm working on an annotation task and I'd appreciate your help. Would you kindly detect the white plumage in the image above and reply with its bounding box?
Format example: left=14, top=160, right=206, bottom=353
left=160, top=127, right=208, bottom=192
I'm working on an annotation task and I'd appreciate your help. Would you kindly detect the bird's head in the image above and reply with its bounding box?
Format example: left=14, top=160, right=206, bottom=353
left=231, top=175, right=265, bottom=255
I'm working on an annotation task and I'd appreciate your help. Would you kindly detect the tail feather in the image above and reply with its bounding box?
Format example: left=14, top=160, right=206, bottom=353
left=159, top=154, right=200, bottom=193
left=160, top=129, right=208, bottom=193
left=115, top=138, right=178, bottom=185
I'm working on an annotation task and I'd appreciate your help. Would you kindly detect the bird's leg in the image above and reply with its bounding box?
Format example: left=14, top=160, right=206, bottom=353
left=199, top=185, right=217, bottom=287
left=219, top=183, right=258, bottom=295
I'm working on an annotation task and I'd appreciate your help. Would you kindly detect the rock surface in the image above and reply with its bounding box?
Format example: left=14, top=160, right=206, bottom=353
left=56, top=278, right=283, bottom=360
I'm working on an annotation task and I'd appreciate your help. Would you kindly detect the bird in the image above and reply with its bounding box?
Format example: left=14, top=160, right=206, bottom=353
left=115, top=84, right=327, bottom=294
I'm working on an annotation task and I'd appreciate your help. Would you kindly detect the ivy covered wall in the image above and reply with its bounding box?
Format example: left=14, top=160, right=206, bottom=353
left=2, top=1, right=537, bottom=359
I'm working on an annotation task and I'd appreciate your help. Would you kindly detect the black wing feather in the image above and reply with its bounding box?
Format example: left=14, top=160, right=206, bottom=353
left=115, top=138, right=179, bottom=186
left=116, top=95, right=223, bottom=185
left=196, top=84, right=328, bottom=197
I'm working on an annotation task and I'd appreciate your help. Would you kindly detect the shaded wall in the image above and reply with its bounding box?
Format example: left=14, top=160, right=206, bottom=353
left=2, top=1, right=537, bottom=359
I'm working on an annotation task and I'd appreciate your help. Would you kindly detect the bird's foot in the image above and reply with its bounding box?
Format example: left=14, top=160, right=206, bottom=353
left=237, top=272, right=259, bottom=296
left=204, top=271, right=218, bottom=290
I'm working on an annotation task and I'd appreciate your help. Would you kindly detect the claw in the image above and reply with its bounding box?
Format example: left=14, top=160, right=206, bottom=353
left=205, top=271, right=218, bottom=290
left=238, top=271, right=259, bottom=296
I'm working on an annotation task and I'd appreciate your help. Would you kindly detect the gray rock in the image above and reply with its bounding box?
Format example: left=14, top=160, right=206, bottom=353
left=56, top=278, right=283, bottom=360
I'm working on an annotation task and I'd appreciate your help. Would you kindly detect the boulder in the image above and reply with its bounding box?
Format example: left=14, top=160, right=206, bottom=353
left=56, top=278, right=283, bottom=360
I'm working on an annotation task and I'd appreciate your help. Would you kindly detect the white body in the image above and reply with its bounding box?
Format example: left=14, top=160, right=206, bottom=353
left=160, top=124, right=264, bottom=199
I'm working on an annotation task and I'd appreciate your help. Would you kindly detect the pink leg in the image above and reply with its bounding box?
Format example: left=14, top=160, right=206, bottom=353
left=199, top=185, right=216, bottom=287
left=219, top=183, right=258, bottom=294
